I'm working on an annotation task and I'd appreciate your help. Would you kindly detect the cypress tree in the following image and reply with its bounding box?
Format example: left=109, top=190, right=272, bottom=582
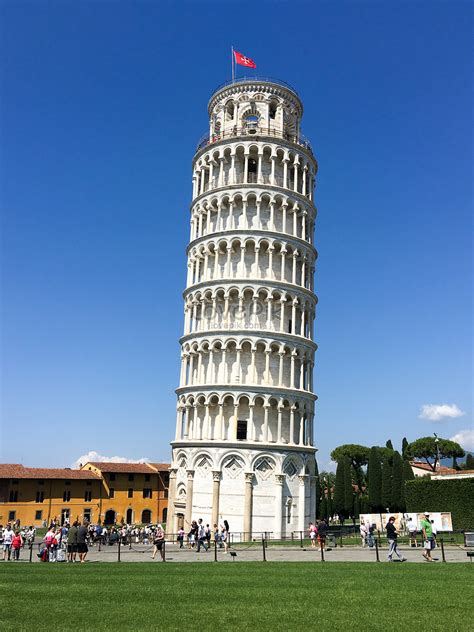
left=381, top=456, right=392, bottom=510
left=334, top=460, right=345, bottom=521
left=353, top=494, right=360, bottom=518
left=465, top=454, right=474, bottom=470
left=386, top=439, right=394, bottom=450
left=327, top=484, right=334, bottom=519
left=314, top=460, right=321, bottom=517
left=391, top=451, right=403, bottom=511
left=319, top=492, right=327, bottom=519
left=402, top=437, right=409, bottom=457
left=343, top=456, right=353, bottom=518
left=368, top=446, right=382, bottom=512
left=401, top=457, right=415, bottom=512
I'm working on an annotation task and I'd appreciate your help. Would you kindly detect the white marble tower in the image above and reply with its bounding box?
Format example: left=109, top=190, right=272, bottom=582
left=168, top=77, right=318, bottom=539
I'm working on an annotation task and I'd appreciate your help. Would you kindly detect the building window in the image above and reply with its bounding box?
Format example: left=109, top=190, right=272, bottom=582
left=63, top=491, right=71, bottom=502
left=36, top=491, right=44, bottom=503
left=145, top=474, right=151, bottom=482
left=237, top=420, right=248, bottom=441
left=128, top=474, right=134, bottom=482
left=109, top=473, right=116, bottom=481
left=143, top=488, right=152, bottom=499
left=9, top=490, right=18, bottom=502
left=128, top=488, right=133, bottom=498
left=84, top=491, right=92, bottom=502
left=8, top=511, right=16, bottom=522
left=84, top=509, right=92, bottom=522
left=109, top=488, right=115, bottom=499
left=35, top=510, right=43, bottom=521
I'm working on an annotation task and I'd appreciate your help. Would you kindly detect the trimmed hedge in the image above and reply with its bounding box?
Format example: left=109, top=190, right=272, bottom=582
left=405, top=477, right=474, bottom=530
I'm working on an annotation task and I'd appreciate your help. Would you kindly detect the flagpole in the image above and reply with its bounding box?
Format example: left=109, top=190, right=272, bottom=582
left=231, top=46, right=235, bottom=83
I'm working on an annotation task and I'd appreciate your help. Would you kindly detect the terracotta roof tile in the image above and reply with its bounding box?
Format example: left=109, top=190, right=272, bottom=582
left=410, top=461, right=457, bottom=474
left=83, top=462, right=156, bottom=474
left=149, top=463, right=171, bottom=472
left=0, top=464, right=100, bottom=480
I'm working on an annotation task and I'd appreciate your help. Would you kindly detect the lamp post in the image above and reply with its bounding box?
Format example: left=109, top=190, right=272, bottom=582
left=434, top=433, right=440, bottom=471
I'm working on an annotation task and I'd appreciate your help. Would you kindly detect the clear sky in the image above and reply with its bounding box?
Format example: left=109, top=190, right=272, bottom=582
left=1, top=1, right=472, bottom=472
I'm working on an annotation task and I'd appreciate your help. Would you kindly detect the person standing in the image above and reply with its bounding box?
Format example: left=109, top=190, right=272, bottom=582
left=2, top=524, right=14, bottom=561
left=76, top=521, right=89, bottom=563
left=151, top=524, right=166, bottom=561
left=421, top=512, right=435, bottom=561
left=407, top=517, right=418, bottom=547
left=385, top=516, right=406, bottom=562
left=67, top=521, right=78, bottom=563
left=11, top=531, right=23, bottom=561
left=308, top=522, right=317, bottom=548
left=317, top=518, right=327, bottom=552
left=359, top=521, right=368, bottom=547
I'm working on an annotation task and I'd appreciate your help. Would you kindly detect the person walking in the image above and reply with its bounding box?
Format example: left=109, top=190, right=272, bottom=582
left=385, top=516, right=406, bottom=562
left=421, top=512, right=435, bottom=561
left=196, top=519, right=208, bottom=552
left=151, top=524, right=166, bottom=561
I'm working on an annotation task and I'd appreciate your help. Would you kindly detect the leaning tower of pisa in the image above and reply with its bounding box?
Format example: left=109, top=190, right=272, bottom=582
left=167, top=77, right=318, bottom=539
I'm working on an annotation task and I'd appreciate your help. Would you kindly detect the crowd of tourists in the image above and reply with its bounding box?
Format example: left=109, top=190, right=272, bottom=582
left=0, top=524, right=36, bottom=561
left=181, top=518, right=230, bottom=553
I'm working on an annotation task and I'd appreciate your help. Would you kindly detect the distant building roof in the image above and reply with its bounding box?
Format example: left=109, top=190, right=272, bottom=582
left=82, top=462, right=169, bottom=474
left=410, top=461, right=457, bottom=475
left=0, top=464, right=100, bottom=480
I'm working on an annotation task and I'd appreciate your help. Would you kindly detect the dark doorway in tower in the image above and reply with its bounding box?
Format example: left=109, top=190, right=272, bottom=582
left=142, top=509, right=151, bottom=524
left=104, top=509, right=116, bottom=525
left=248, top=158, right=257, bottom=182
left=177, top=513, right=184, bottom=529
left=237, top=420, right=248, bottom=441
left=126, top=508, right=133, bottom=524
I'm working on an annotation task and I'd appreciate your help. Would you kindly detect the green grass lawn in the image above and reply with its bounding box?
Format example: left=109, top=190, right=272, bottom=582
left=1, top=562, right=472, bottom=631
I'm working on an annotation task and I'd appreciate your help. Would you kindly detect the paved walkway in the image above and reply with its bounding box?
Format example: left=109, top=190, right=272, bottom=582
left=16, top=542, right=472, bottom=564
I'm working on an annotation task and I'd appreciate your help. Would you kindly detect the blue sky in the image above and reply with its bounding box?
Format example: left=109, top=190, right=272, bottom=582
left=1, top=1, right=472, bottom=471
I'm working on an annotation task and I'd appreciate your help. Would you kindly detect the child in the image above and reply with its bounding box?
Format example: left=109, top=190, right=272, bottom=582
left=177, top=527, right=185, bottom=548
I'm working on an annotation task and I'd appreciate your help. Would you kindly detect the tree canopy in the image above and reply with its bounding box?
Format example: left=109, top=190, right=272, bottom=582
left=405, top=436, right=465, bottom=470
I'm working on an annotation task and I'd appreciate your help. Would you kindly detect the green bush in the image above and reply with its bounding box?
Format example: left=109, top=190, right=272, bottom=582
left=405, top=477, right=474, bottom=530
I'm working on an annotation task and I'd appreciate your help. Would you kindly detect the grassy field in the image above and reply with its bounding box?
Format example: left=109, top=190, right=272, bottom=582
left=1, top=562, right=472, bottom=631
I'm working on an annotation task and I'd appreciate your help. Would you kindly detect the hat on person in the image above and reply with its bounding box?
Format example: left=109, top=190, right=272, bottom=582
left=424, top=512, right=430, bottom=516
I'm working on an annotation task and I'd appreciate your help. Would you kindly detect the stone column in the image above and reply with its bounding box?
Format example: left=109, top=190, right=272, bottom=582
left=274, top=474, right=285, bottom=539
left=168, top=467, right=178, bottom=534
left=185, top=470, right=195, bottom=529
left=243, top=472, right=254, bottom=540
left=211, top=471, right=221, bottom=527
left=298, top=475, right=308, bottom=532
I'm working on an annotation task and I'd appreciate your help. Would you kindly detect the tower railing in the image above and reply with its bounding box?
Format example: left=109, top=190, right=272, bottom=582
left=211, top=76, right=299, bottom=96
left=196, top=126, right=313, bottom=154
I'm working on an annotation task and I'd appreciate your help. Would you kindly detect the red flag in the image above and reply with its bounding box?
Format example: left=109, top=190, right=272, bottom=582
left=233, top=50, right=256, bottom=69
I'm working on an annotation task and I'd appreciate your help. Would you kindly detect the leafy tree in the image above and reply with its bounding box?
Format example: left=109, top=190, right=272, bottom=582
left=405, top=437, right=465, bottom=471
left=330, top=444, right=369, bottom=492
left=452, top=456, right=461, bottom=471
left=402, top=437, right=409, bottom=457
left=360, top=494, right=369, bottom=514
left=391, top=451, right=403, bottom=511
left=353, top=494, right=360, bottom=518
left=319, top=471, right=336, bottom=487
left=386, top=439, right=394, bottom=450
left=381, top=455, right=392, bottom=510
left=368, top=446, right=382, bottom=512
left=334, top=460, right=345, bottom=521
left=343, top=457, right=353, bottom=518
left=402, top=458, right=415, bottom=482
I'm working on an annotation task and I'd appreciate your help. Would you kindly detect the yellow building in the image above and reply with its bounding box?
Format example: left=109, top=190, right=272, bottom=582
left=0, top=462, right=170, bottom=527
left=81, top=462, right=170, bottom=525
left=0, top=464, right=102, bottom=527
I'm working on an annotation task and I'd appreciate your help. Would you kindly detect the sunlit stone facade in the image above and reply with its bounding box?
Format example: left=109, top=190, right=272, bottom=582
left=168, top=78, right=318, bottom=539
